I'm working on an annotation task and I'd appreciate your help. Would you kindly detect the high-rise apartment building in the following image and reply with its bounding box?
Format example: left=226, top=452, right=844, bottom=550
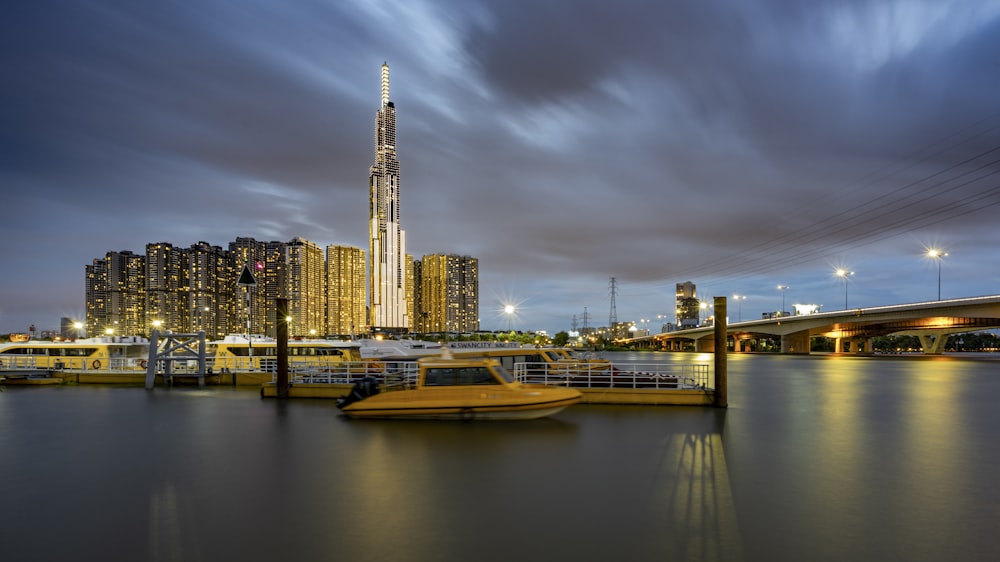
left=147, top=242, right=188, bottom=332
left=109, top=250, right=146, bottom=336
left=85, top=251, right=146, bottom=338
left=676, top=281, right=700, bottom=329
left=286, top=237, right=325, bottom=337
left=229, top=237, right=286, bottom=338
left=419, top=254, right=479, bottom=333
left=369, top=62, right=408, bottom=332
left=84, top=257, right=108, bottom=337
left=187, top=241, right=229, bottom=339
left=326, top=245, right=366, bottom=336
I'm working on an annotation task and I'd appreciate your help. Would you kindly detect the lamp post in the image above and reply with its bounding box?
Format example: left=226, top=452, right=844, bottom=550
left=836, top=269, right=854, bottom=309
left=733, top=295, right=746, bottom=322
left=73, top=321, right=84, bottom=339
left=776, top=285, right=789, bottom=317
left=927, top=249, right=948, bottom=300
left=504, top=305, right=515, bottom=332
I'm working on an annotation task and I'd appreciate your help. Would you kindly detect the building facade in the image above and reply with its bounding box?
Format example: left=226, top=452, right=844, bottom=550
left=368, top=62, right=408, bottom=332
left=326, top=245, right=367, bottom=337
left=187, top=241, right=228, bottom=339
left=418, top=254, right=479, bottom=333
left=146, top=242, right=187, bottom=333
left=286, top=237, right=326, bottom=337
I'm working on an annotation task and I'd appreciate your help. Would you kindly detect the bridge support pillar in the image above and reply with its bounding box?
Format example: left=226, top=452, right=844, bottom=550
left=780, top=332, right=810, bottom=354
left=918, top=332, right=950, bottom=354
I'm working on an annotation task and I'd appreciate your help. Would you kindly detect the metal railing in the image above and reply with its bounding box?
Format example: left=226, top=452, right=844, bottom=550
left=513, top=361, right=710, bottom=390
left=0, top=356, right=148, bottom=372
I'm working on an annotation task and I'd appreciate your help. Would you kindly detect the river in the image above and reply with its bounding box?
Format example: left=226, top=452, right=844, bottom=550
left=1, top=352, right=998, bottom=562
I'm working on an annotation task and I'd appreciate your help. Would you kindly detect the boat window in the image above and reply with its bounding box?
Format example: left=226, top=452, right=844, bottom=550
left=424, top=367, right=501, bottom=386
left=228, top=347, right=275, bottom=357
left=49, top=348, right=99, bottom=357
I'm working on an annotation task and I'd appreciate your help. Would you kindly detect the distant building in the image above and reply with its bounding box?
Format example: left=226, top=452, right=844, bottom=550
left=676, top=281, right=700, bottom=329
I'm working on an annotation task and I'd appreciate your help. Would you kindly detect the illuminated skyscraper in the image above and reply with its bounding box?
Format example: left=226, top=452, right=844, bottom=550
left=326, top=245, right=367, bottom=336
left=229, top=237, right=286, bottom=338
left=369, top=62, right=408, bottom=332
left=187, top=241, right=228, bottom=339
left=146, top=242, right=187, bottom=332
left=286, top=237, right=325, bottom=337
left=419, top=254, right=479, bottom=333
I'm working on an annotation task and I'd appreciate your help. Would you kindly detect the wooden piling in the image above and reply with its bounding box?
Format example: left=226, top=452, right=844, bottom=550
left=714, top=296, right=728, bottom=408
left=276, top=298, right=289, bottom=399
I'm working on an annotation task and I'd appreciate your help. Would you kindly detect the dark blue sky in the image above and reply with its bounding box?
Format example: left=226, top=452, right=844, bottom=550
left=2, top=0, right=999, bottom=335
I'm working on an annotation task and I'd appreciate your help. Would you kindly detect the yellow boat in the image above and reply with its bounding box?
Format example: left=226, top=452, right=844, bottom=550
left=0, top=335, right=150, bottom=371
left=338, top=352, right=582, bottom=420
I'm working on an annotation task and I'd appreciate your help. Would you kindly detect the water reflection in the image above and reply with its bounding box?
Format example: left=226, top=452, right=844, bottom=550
left=3, top=355, right=1000, bottom=561
left=639, top=410, right=742, bottom=561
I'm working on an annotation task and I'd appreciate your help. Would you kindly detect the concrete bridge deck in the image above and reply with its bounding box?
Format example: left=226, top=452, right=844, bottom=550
left=628, top=294, right=1000, bottom=354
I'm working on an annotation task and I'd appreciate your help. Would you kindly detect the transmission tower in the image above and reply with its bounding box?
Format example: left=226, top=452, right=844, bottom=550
left=608, top=277, right=618, bottom=327
left=581, top=307, right=590, bottom=331
left=571, top=314, right=578, bottom=332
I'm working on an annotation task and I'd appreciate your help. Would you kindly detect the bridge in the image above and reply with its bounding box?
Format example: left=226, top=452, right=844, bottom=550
left=625, top=295, right=1000, bottom=355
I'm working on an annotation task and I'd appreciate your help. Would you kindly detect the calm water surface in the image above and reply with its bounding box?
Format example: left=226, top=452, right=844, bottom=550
left=2, top=353, right=998, bottom=562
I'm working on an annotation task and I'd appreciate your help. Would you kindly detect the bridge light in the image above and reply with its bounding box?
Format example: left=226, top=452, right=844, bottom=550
left=835, top=269, right=854, bottom=309
left=926, top=249, right=948, bottom=300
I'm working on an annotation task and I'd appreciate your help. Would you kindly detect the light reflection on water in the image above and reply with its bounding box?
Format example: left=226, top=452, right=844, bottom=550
left=1, top=353, right=999, bottom=561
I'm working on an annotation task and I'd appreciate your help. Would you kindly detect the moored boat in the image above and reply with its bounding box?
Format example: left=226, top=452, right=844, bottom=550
left=0, top=335, right=151, bottom=371
left=337, top=352, right=582, bottom=420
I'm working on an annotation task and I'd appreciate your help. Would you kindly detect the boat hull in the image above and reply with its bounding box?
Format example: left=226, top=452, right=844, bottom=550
left=341, top=386, right=581, bottom=420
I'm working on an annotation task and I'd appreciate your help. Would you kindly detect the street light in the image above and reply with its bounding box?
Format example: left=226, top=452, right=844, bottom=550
left=927, top=249, right=948, bottom=300
left=73, top=321, right=84, bottom=339
left=776, top=285, right=789, bottom=317
left=733, top=295, right=747, bottom=322
left=836, top=269, right=854, bottom=309
left=504, top=305, right=515, bottom=332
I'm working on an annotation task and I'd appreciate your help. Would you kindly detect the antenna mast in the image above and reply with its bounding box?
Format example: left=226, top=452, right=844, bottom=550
left=608, top=277, right=618, bottom=328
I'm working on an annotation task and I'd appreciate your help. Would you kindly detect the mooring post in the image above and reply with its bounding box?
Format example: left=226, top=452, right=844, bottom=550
left=714, top=296, right=728, bottom=408
left=276, top=298, right=289, bottom=399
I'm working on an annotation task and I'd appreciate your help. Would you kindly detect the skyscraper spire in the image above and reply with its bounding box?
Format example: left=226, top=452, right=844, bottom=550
left=381, top=62, right=390, bottom=108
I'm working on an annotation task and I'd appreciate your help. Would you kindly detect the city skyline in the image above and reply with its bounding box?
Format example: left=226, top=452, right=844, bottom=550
left=80, top=236, right=480, bottom=339
left=2, top=1, right=1000, bottom=336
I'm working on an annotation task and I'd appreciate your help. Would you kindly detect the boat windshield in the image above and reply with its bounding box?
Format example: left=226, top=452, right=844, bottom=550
left=492, top=363, right=516, bottom=383
left=422, top=363, right=516, bottom=386
left=540, top=350, right=567, bottom=362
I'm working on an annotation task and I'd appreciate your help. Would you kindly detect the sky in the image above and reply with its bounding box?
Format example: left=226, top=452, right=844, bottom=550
left=2, top=0, right=1000, bottom=336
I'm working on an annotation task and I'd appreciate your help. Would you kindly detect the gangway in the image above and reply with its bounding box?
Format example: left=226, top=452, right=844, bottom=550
left=145, top=331, right=207, bottom=389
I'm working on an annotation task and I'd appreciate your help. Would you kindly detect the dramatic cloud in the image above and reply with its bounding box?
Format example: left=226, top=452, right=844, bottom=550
left=2, top=0, right=999, bottom=334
